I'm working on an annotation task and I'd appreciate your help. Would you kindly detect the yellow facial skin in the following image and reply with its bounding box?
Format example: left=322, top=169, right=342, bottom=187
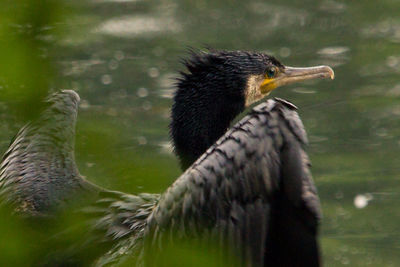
left=260, top=67, right=279, bottom=94
left=245, top=65, right=334, bottom=107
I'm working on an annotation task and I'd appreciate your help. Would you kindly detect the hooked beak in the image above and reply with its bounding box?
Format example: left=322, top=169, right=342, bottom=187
left=260, top=65, right=335, bottom=94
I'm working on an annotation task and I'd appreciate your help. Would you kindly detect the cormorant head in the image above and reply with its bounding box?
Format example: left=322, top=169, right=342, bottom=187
left=171, top=50, right=334, bottom=169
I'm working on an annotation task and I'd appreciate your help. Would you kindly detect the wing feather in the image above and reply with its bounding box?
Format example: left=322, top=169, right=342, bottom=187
left=0, top=90, right=98, bottom=214
left=145, top=99, right=321, bottom=266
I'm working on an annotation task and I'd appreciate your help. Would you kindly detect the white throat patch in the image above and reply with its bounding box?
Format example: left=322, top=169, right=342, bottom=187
left=244, top=74, right=268, bottom=107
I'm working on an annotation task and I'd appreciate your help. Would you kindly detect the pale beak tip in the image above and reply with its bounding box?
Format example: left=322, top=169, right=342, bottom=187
left=327, top=66, right=335, bottom=80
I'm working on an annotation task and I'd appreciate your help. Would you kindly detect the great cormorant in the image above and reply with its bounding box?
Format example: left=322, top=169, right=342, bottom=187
left=0, top=50, right=334, bottom=266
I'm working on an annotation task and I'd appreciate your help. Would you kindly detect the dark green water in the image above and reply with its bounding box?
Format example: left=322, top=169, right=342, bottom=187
left=1, top=0, right=400, bottom=266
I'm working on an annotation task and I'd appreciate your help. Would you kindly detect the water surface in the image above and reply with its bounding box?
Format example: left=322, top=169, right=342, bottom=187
left=1, top=0, right=400, bottom=265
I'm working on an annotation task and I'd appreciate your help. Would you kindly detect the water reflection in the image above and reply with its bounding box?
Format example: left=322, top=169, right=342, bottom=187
left=142, top=101, right=152, bottom=111
left=158, top=141, right=174, bottom=155
left=354, top=194, right=373, bottom=209
left=137, top=136, right=147, bottom=145
left=137, top=87, right=149, bottom=98
left=108, top=59, right=119, bottom=70
left=95, top=16, right=182, bottom=37
left=292, top=87, right=316, bottom=94
left=362, top=19, right=400, bottom=43
left=319, top=0, right=347, bottom=13
left=62, top=59, right=104, bottom=76
left=79, top=99, right=91, bottom=109
left=147, top=67, right=160, bottom=78
left=101, top=74, right=112, bottom=85
left=249, top=2, right=308, bottom=28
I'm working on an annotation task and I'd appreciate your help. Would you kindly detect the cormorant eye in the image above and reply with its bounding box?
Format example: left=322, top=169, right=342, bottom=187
left=266, top=67, right=277, bottom=78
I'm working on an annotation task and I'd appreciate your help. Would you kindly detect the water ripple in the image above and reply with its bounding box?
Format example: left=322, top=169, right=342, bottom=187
left=95, top=16, right=182, bottom=38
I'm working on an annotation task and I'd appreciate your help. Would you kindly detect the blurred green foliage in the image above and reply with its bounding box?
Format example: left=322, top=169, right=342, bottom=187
left=0, top=0, right=67, bottom=122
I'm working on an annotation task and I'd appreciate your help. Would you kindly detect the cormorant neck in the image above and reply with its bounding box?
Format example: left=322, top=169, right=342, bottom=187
left=170, top=51, right=251, bottom=170
left=171, top=95, right=244, bottom=170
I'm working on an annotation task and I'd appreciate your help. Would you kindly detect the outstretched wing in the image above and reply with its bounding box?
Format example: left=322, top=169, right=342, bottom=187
left=0, top=90, right=160, bottom=265
left=0, top=90, right=98, bottom=215
left=145, top=98, right=321, bottom=266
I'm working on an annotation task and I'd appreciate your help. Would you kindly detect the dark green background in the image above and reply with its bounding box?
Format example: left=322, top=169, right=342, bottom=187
left=1, top=0, right=400, bottom=265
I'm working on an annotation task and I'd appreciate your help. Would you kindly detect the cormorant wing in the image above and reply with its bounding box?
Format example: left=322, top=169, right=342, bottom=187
left=144, top=98, right=322, bottom=266
left=0, top=90, right=159, bottom=265
left=0, top=90, right=99, bottom=215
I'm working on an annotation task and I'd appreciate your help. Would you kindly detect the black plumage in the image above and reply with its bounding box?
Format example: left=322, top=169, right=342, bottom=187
left=0, top=50, right=334, bottom=266
left=151, top=99, right=321, bottom=266
left=171, top=51, right=283, bottom=169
